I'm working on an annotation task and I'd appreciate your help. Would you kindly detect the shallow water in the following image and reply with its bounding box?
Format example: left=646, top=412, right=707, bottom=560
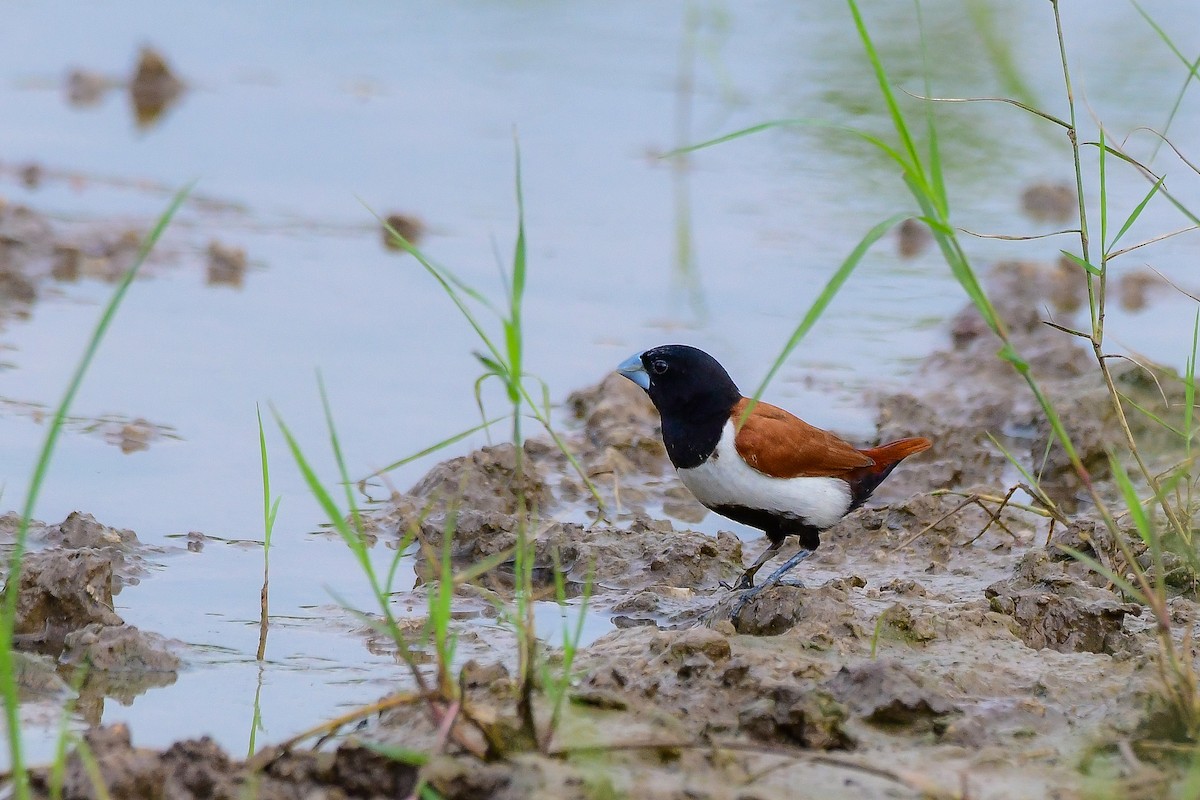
left=2, top=0, right=1198, bottom=765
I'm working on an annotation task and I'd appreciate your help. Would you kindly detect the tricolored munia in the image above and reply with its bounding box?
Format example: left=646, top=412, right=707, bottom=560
left=618, top=344, right=931, bottom=596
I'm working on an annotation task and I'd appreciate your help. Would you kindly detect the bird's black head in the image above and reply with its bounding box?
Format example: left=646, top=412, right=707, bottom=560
left=617, top=344, right=741, bottom=422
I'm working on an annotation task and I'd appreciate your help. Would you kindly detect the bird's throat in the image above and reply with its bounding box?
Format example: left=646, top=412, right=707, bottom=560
left=660, top=409, right=727, bottom=470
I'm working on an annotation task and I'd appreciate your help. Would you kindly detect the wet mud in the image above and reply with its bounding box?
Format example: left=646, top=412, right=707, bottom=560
left=5, top=260, right=1197, bottom=798
left=2, top=512, right=180, bottom=725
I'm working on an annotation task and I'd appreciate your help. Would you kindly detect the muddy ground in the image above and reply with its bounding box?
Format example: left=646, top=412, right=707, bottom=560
left=5, top=257, right=1198, bottom=799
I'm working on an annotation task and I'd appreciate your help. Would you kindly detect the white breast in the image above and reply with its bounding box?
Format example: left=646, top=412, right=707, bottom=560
left=677, top=421, right=852, bottom=529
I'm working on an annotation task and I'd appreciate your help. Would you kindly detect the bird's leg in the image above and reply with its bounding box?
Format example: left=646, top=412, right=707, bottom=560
left=724, top=540, right=782, bottom=591
left=758, top=547, right=813, bottom=589
left=729, top=548, right=813, bottom=620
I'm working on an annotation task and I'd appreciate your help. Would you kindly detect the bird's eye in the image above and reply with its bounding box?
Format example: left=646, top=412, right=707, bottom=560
left=651, top=360, right=669, bottom=375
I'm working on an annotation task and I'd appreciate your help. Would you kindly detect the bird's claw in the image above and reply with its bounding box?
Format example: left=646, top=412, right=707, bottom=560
left=729, top=585, right=762, bottom=620
left=725, top=573, right=755, bottom=592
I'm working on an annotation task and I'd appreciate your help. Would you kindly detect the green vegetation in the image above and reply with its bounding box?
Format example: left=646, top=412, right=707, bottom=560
left=0, top=187, right=191, bottom=800
left=681, top=0, right=1200, bottom=767
left=247, top=405, right=281, bottom=757
left=267, top=151, right=599, bottom=784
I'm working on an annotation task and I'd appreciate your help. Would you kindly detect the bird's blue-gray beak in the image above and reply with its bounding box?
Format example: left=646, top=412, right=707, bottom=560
left=617, top=353, right=650, bottom=391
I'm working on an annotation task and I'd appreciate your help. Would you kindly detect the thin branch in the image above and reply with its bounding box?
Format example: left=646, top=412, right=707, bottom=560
left=1129, top=126, right=1200, bottom=176
left=1107, top=225, right=1200, bottom=261
left=958, top=226, right=1079, bottom=241
left=899, top=88, right=1070, bottom=130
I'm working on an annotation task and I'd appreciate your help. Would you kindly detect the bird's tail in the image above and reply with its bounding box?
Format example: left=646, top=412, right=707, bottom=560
left=846, top=437, right=933, bottom=510
left=863, top=437, right=933, bottom=470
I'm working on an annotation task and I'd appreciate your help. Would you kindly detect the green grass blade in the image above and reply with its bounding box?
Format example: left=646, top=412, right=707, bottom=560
left=1116, top=390, right=1186, bottom=438
left=508, top=137, right=528, bottom=407
left=1106, top=175, right=1166, bottom=256
left=1099, top=127, right=1108, bottom=264
left=0, top=184, right=189, bottom=800
left=272, top=407, right=371, bottom=570
left=257, top=405, right=276, bottom=547
left=1131, top=1, right=1200, bottom=77
left=362, top=740, right=430, bottom=766
left=317, top=373, right=364, bottom=537
left=665, top=118, right=810, bottom=157
left=1113, top=460, right=1152, bottom=544
left=846, top=0, right=923, bottom=176
left=1186, top=311, right=1198, bottom=468
left=746, top=213, right=909, bottom=408
left=914, top=1, right=948, bottom=218
left=1057, top=545, right=1146, bottom=604
left=668, top=119, right=914, bottom=175
left=361, top=416, right=506, bottom=481
left=1059, top=250, right=1103, bottom=276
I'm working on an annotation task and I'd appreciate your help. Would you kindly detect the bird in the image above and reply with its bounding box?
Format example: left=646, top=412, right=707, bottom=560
left=617, top=344, right=931, bottom=595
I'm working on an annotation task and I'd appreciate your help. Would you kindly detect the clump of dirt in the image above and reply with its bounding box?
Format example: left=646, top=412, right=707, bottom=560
left=404, top=441, right=554, bottom=520
left=65, top=45, right=184, bottom=124
left=62, top=623, right=181, bottom=673
left=825, top=659, right=958, bottom=729
left=130, top=47, right=186, bottom=128
left=10, top=510, right=157, bottom=589
left=1, top=512, right=181, bottom=699
left=381, top=213, right=426, bottom=249
left=1021, top=181, right=1077, bottom=223
left=895, top=217, right=931, bottom=258
left=710, top=581, right=864, bottom=639
left=27, top=724, right=418, bottom=800
left=206, top=240, right=247, bottom=287
left=985, top=549, right=1140, bottom=655
left=566, top=372, right=667, bottom=476
left=7, top=549, right=125, bottom=651
left=409, top=510, right=743, bottom=595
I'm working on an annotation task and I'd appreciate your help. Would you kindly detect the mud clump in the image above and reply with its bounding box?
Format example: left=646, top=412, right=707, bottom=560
left=985, top=549, right=1139, bottom=654
left=8, top=549, right=124, bottom=651
left=130, top=47, right=186, bottom=128
left=10, top=510, right=153, bottom=590
left=895, top=216, right=931, bottom=258
left=63, top=623, right=181, bottom=673
left=1020, top=181, right=1077, bottom=223
left=28, top=724, right=418, bottom=800
left=414, top=511, right=743, bottom=592
left=716, top=580, right=866, bottom=640
left=381, top=213, right=426, bottom=249
left=567, top=372, right=666, bottom=476
left=825, top=660, right=958, bottom=730
left=2, top=512, right=180, bottom=685
left=873, top=391, right=1009, bottom=492
left=405, top=441, right=553, bottom=519
left=738, top=686, right=854, bottom=751
left=206, top=240, right=247, bottom=287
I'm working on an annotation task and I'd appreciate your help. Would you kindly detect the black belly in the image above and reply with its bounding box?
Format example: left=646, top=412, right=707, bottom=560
left=708, top=504, right=823, bottom=550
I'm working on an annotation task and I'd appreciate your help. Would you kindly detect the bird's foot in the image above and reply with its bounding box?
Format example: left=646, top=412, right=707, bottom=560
left=720, top=571, right=758, bottom=592
left=729, top=584, right=764, bottom=620
left=728, top=549, right=814, bottom=621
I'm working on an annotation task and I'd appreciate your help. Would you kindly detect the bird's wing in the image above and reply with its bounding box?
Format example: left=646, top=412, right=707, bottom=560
left=731, top=398, right=874, bottom=479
